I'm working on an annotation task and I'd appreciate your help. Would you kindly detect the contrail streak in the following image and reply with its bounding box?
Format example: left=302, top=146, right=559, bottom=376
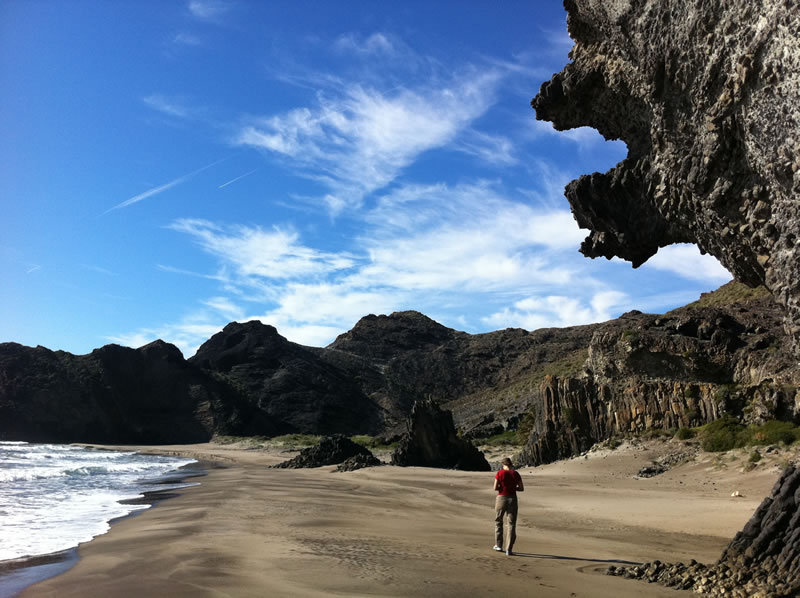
left=218, top=168, right=260, bottom=189
left=105, top=157, right=228, bottom=213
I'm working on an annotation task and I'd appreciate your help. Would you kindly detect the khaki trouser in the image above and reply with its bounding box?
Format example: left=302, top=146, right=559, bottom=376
left=494, top=495, right=518, bottom=551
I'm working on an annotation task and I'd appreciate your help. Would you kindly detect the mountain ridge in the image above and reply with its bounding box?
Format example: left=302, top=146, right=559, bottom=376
left=1, top=282, right=797, bottom=465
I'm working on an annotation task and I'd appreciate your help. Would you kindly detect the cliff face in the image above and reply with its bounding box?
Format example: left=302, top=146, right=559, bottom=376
left=532, top=0, right=800, bottom=351
left=0, top=340, right=272, bottom=443
left=189, top=321, right=384, bottom=435
left=517, top=290, right=799, bottom=465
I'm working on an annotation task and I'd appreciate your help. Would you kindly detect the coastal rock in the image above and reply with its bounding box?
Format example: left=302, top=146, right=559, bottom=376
left=609, top=464, right=800, bottom=596
left=532, top=0, right=800, bottom=354
left=391, top=399, right=490, bottom=471
left=274, top=435, right=377, bottom=469
left=336, top=453, right=383, bottom=472
left=0, top=340, right=273, bottom=444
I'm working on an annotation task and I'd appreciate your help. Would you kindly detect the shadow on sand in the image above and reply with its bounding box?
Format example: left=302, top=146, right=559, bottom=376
left=509, top=553, right=642, bottom=566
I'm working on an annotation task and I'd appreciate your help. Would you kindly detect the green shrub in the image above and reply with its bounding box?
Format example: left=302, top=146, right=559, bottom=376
left=676, top=427, right=695, bottom=440
left=605, top=437, right=622, bottom=450
left=746, top=420, right=800, bottom=446
left=350, top=435, right=397, bottom=451
left=476, top=430, right=521, bottom=447
left=748, top=450, right=762, bottom=463
left=700, top=416, right=747, bottom=452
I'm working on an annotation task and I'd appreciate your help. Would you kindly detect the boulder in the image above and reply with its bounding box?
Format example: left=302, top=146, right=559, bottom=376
left=274, top=435, right=377, bottom=469
left=391, top=400, right=490, bottom=471
left=336, top=454, right=383, bottom=472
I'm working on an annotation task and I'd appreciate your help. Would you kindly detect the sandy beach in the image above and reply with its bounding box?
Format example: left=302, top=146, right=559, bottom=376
left=17, top=440, right=789, bottom=598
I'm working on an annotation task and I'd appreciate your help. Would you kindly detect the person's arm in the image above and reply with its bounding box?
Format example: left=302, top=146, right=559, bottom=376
left=516, top=472, right=524, bottom=492
left=493, top=477, right=499, bottom=491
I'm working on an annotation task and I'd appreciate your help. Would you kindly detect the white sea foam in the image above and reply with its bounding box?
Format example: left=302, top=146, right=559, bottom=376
left=0, top=442, right=198, bottom=561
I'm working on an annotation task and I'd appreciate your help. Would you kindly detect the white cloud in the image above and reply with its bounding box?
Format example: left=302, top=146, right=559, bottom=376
left=333, top=33, right=398, bottom=56
left=483, top=290, right=629, bottom=330
left=644, top=244, right=732, bottom=283
left=168, top=219, right=357, bottom=282
left=188, top=0, right=231, bottom=20
left=143, top=94, right=192, bottom=119
left=527, top=119, right=623, bottom=153
left=174, top=32, right=202, bottom=46
left=235, top=70, right=503, bottom=212
left=109, top=320, right=225, bottom=358
left=203, top=296, right=244, bottom=320
left=456, top=130, right=518, bottom=166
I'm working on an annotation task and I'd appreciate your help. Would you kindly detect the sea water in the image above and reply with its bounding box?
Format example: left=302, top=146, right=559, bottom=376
left=0, top=441, right=198, bottom=562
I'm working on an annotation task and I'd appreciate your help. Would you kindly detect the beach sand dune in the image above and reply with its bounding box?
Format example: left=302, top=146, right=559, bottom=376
left=20, top=441, right=784, bottom=597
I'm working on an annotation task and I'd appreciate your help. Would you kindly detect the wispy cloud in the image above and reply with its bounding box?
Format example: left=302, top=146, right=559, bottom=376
left=333, top=32, right=399, bottom=56
left=456, top=130, right=517, bottom=166
left=188, top=0, right=231, bottom=20
left=106, top=158, right=226, bottom=213
left=80, top=264, right=117, bottom=276
left=235, top=69, right=504, bottom=213
left=168, top=219, right=357, bottom=282
left=26, top=265, right=41, bottom=274
left=143, top=94, right=193, bottom=119
left=173, top=32, right=202, bottom=46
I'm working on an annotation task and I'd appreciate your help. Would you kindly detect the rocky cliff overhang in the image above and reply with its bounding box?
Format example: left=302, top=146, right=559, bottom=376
left=532, top=0, right=800, bottom=352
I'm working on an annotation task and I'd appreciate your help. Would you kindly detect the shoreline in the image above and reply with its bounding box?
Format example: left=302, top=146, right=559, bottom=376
left=15, top=440, right=788, bottom=597
left=0, top=457, right=210, bottom=598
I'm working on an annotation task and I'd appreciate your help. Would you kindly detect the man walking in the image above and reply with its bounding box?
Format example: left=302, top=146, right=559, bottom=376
left=493, top=457, right=524, bottom=556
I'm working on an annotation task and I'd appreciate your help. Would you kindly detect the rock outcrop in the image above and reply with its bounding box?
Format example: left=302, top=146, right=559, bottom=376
left=391, top=400, right=490, bottom=471
left=189, top=321, right=384, bottom=436
left=517, top=289, right=799, bottom=466
left=608, top=464, right=800, bottom=597
left=532, top=0, right=800, bottom=353
left=336, top=453, right=383, bottom=472
left=274, top=435, right=377, bottom=469
left=0, top=340, right=272, bottom=444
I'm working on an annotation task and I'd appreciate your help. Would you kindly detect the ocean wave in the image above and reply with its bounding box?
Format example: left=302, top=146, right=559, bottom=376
left=0, top=445, right=199, bottom=562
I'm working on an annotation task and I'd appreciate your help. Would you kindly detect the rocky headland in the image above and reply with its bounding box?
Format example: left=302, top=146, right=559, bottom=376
left=1, top=282, right=797, bottom=463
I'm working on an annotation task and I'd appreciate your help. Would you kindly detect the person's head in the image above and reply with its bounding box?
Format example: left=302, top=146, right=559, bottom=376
left=501, top=457, right=513, bottom=470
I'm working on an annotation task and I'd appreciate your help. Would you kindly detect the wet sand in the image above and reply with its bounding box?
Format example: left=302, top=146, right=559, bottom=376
left=18, top=441, right=786, bottom=597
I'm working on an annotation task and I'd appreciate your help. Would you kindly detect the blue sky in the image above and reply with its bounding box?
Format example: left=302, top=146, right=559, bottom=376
left=1, top=0, right=731, bottom=357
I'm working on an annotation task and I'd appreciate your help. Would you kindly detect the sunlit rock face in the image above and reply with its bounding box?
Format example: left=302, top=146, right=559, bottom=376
left=533, top=0, right=800, bottom=352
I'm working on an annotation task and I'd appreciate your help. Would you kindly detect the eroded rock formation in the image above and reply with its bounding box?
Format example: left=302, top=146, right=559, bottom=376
left=391, top=399, right=490, bottom=471
left=533, top=0, right=800, bottom=351
left=608, top=465, right=800, bottom=597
